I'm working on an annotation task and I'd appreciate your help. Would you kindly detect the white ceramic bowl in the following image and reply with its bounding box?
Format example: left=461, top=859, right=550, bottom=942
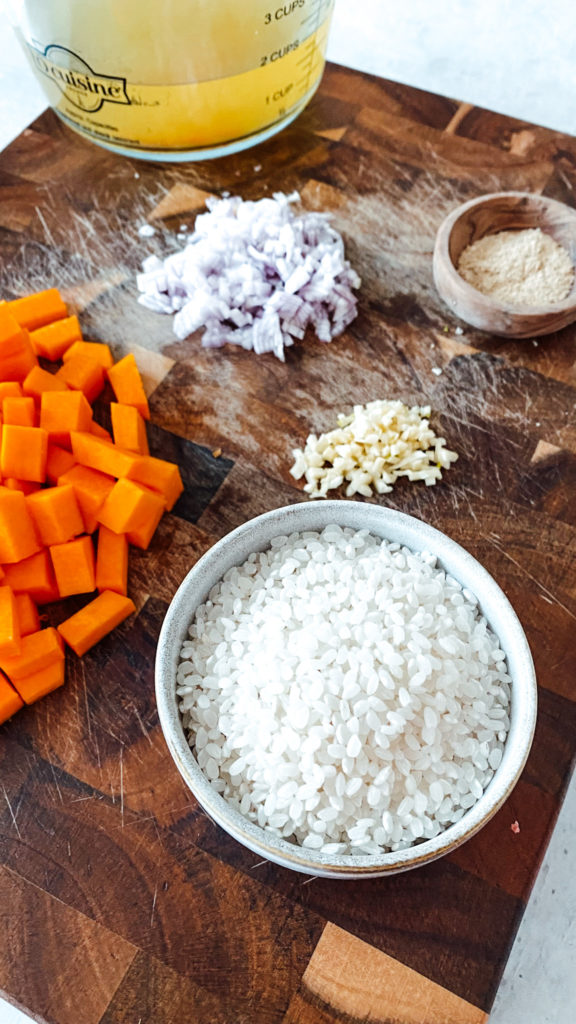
left=155, top=501, right=537, bottom=878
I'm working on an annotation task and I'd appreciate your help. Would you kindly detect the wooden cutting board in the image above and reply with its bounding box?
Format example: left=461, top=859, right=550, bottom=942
left=0, top=62, right=575, bottom=1024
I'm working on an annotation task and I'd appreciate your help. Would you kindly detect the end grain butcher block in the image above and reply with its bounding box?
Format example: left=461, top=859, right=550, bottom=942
left=1, top=63, right=576, bottom=1024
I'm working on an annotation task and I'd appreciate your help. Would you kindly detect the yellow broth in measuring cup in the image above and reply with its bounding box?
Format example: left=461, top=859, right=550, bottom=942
left=11, top=0, right=335, bottom=160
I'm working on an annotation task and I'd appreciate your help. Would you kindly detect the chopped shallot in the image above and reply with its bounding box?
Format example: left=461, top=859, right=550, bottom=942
left=136, top=192, right=360, bottom=360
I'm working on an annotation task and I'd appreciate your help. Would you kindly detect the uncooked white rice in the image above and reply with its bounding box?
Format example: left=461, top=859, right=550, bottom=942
left=177, top=526, right=511, bottom=856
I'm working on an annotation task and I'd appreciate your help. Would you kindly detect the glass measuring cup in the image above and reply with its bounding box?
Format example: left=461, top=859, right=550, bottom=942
left=9, top=0, right=335, bottom=161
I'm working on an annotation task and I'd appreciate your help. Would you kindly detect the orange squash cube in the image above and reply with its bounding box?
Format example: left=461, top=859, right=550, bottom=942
left=0, top=626, right=63, bottom=680
left=2, top=396, right=35, bottom=427
left=57, top=590, right=135, bottom=656
left=40, top=390, right=93, bottom=447
left=70, top=431, right=140, bottom=479
left=96, top=526, right=128, bottom=595
left=0, top=382, right=23, bottom=403
left=0, top=487, right=41, bottom=564
left=0, top=585, right=21, bottom=657
left=1, top=424, right=48, bottom=482
left=14, top=593, right=40, bottom=637
left=3, top=478, right=41, bottom=495
left=0, top=309, right=26, bottom=357
left=97, top=478, right=165, bottom=545
left=50, top=535, right=96, bottom=598
left=46, top=444, right=77, bottom=485
left=90, top=421, right=112, bottom=441
left=29, top=315, right=81, bottom=361
left=23, top=365, right=70, bottom=400
left=58, top=464, right=115, bottom=533
left=125, top=518, right=162, bottom=551
left=6, top=288, right=67, bottom=331
left=63, top=340, right=113, bottom=369
left=0, top=315, right=37, bottom=382
left=110, top=402, right=149, bottom=455
left=57, top=354, right=104, bottom=403
left=126, top=455, right=184, bottom=511
left=0, top=673, right=23, bottom=723
left=2, top=550, right=59, bottom=604
left=107, top=353, right=149, bottom=419
left=26, top=484, right=84, bottom=546
left=12, top=657, right=65, bottom=704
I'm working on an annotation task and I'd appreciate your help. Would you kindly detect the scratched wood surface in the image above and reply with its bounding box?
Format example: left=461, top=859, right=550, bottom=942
left=0, top=62, right=575, bottom=1024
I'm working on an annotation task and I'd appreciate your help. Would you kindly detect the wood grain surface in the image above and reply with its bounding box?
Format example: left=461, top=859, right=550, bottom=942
left=0, top=62, right=575, bottom=1024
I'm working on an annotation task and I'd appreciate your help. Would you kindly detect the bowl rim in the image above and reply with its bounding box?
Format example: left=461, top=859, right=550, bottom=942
left=433, top=189, right=576, bottom=318
left=155, top=501, right=537, bottom=878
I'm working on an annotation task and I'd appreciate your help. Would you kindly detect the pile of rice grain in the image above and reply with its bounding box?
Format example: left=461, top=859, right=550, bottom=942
left=177, top=526, right=511, bottom=856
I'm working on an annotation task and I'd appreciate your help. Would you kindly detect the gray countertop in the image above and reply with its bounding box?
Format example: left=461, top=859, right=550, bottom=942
left=0, top=3, right=574, bottom=1021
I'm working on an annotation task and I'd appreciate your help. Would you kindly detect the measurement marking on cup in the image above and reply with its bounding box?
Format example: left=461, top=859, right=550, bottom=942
left=300, top=0, right=329, bottom=28
left=296, top=41, right=316, bottom=66
left=297, top=0, right=324, bottom=94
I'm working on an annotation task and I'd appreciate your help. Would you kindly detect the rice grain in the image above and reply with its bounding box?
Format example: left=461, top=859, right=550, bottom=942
left=178, top=526, right=511, bottom=856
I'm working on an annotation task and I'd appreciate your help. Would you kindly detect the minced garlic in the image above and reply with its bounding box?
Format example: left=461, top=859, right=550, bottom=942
left=457, top=227, right=574, bottom=307
left=290, top=399, right=458, bottom=499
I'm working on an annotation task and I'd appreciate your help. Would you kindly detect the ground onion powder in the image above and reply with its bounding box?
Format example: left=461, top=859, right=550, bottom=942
left=457, top=227, right=574, bottom=306
left=177, top=526, right=511, bottom=856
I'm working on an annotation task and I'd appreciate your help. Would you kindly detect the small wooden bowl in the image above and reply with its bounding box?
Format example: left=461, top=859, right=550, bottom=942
left=433, top=191, right=576, bottom=337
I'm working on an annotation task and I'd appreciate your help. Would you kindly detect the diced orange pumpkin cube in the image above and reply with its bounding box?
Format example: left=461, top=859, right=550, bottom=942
left=23, top=365, right=70, bottom=400
left=0, top=308, right=31, bottom=358
left=97, top=478, right=165, bottom=547
left=2, top=396, right=35, bottom=427
left=0, top=585, right=21, bottom=657
left=46, top=444, right=77, bottom=485
left=110, top=402, right=149, bottom=455
left=107, top=353, right=149, bottom=419
left=26, top=484, right=84, bottom=546
left=3, top=478, right=41, bottom=495
left=0, top=307, right=22, bottom=345
left=29, top=315, right=81, bottom=360
left=0, top=626, right=62, bottom=680
left=57, top=354, right=104, bottom=403
left=2, top=550, right=59, bottom=604
left=6, top=289, right=67, bottom=331
left=50, top=535, right=96, bottom=598
left=40, top=390, right=93, bottom=447
left=12, top=657, right=65, bottom=704
left=0, top=317, right=37, bottom=382
left=70, top=431, right=140, bottom=478
left=126, top=455, right=184, bottom=511
left=125, top=518, right=162, bottom=550
left=0, top=488, right=41, bottom=564
left=89, top=421, right=112, bottom=441
left=58, top=464, right=115, bottom=533
left=14, top=657, right=66, bottom=704
left=57, top=590, right=135, bottom=656
left=1, top=424, right=48, bottom=482
left=96, top=526, right=128, bottom=595
left=0, top=673, right=23, bottom=723
left=14, top=593, right=40, bottom=637
left=0, top=382, right=23, bottom=403
left=63, top=340, right=113, bottom=369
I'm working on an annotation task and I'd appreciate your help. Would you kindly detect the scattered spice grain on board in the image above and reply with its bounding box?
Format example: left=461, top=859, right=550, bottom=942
left=457, top=228, right=574, bottom=306
left=0, top=288, right=184, bottom=723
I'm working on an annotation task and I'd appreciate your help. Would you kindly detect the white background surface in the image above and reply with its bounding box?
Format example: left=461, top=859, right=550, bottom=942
left=0, top=2, right=575, bottom=1022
